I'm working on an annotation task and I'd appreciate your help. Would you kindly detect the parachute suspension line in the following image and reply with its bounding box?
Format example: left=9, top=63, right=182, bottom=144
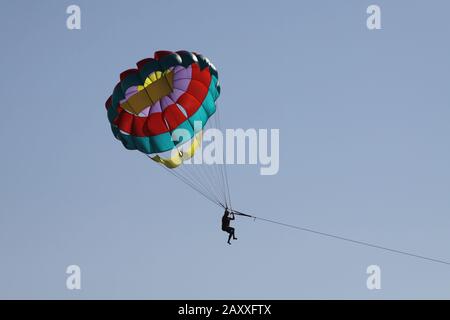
left=169, top=167, right=224, bottom=208
left=146, top=108, right=232, bottom=210
left=209, top=110, right=230, bottom=208
left=185, top=132, right=224, bottom=208
left=176, top=160, right=212, bottom=200
left=217, top=104, right=232, bottom=209
left=187, top=132, right=226, bottom=207
left=179, top=161, right=225, bottom=208
left=184, top=159, right=224, bottom=208
left=205, top=159, right=227, bottom=208
left=168, top=167, right=223, bottom=208
left=153, top=156, right=224, bottom=208
left=178, top=165, right=224, bottom=207
left=211, top=103, right=232, bottom=210
left=208, top=130, right=228, bottom=208
left=216, top=104, right=232, bottom=210
left=231, top=210, right=450, bottom=267
left=169, top=133, right=226, bottom=208
left=208, top=116, right=229, bottom=208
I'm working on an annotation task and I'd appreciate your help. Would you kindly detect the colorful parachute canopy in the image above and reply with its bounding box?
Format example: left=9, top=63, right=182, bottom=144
left=105, top=50, right=220, bottom=168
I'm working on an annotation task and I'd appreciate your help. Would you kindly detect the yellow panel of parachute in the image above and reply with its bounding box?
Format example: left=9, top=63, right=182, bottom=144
left=150, top=131, right=203, bottom=169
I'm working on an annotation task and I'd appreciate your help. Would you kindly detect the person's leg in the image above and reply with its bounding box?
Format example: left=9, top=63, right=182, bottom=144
left=230, top=227, right=237, bottom=240
left=227, top=232, right=232, bottom=244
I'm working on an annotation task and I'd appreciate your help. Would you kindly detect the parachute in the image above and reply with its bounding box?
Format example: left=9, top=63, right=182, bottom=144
left=105, top=50, right=231, bottom=209
left=102, top=52, right=450, bottom=265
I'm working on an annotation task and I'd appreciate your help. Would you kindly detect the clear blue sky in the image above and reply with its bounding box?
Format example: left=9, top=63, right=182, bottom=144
left=1, top=0, right=450, bottom=298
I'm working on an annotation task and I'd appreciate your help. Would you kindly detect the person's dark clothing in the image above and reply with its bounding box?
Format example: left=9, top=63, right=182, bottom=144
left=222, top=210, right=237, bottom=244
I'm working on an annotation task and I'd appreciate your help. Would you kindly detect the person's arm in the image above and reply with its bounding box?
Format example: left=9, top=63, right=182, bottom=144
left=230, top=213, right=235, bottom=220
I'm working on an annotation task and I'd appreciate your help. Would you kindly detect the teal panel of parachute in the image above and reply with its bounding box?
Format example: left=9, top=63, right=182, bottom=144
left=108, top=84, right=125, bottom=123
left=188, top=106, right=209, bottom=130
left=203, top=77, right=220, bottom=116
left=172, top=120, right=196, bottom=145
left=210, top=75, right=220, bottom=100
left=110, top=125, right=120, bottom=140
left=117, top=131, right=174, bottom=154
left=117, top=133, right=136, bottom=150
left=134, top=136, right=155, bottom=154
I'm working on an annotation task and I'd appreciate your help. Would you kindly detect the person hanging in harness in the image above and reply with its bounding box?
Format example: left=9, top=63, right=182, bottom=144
left=222, top=209, right=237, bottom=245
